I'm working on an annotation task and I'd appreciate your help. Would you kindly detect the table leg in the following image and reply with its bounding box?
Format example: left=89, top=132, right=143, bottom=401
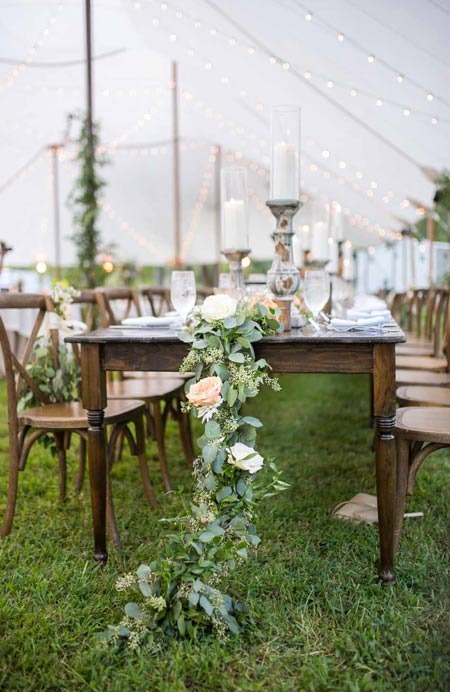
left=81, top=344, right=108, bottom=564
left=373, top=344, right=397, bottom=586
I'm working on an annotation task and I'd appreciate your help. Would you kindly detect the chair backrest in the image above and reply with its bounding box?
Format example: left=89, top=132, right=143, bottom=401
left=434, top=288, right=450, bottom=360
left=96, top=287, right=142, bottom=327
left=140, top=286, right=172, bottom=316
left=0, top=293, right=52, bottom=441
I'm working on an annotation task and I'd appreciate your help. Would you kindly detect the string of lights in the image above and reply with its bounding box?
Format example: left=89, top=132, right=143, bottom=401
left=136, top=0, right=445, bottom=128
left=285, top=0, right=450, bottom=113
left=0, top=0, right=63, bottom=94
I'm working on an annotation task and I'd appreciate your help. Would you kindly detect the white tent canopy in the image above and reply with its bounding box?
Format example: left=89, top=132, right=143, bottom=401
left=1, top=0, right=449, bottom=266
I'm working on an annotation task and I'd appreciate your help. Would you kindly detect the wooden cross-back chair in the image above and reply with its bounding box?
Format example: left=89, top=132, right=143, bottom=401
left=95, top=287, right=194, bottom=493
left=394, top=406, right=450, bottom=558
left=396, top=288, right=450, bottom=372
left=140, top=286, right=172, bottom=317
left=396, top=289, right=450, bottom=387
left=0, top=292, right=156, bottom=547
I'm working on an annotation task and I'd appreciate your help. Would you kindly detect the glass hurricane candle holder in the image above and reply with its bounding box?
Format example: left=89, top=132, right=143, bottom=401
left=221, top=167, right=250, bottom=292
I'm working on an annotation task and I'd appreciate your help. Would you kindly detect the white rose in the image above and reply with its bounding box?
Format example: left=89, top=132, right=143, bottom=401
left=227, top=442, right=264, bottom=475
left=201, top=294, right=237, bottom=322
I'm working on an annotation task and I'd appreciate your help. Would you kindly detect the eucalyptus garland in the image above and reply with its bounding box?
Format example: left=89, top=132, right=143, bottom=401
left=102, top=294, right=289, bottom=650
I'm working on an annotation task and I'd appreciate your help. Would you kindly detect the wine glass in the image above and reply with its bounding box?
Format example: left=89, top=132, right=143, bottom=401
left=170, top=271, right=196, bottom=325
left=303, top=269, right=331, bottom=330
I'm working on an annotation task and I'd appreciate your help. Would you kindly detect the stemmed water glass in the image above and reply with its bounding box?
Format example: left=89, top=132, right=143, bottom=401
left=170, top=271, right=196, bottom=325
left=303, top=269, right=331, bottom=331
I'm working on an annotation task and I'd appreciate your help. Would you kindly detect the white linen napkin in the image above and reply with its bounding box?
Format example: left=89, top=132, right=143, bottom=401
left=119, top=315, right=175, bottom=328
left=329, top=315, right=385, bottom=332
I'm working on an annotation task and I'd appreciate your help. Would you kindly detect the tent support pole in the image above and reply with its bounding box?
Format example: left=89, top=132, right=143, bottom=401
left=172, top=61, right=182, bottom=269
left=51, top=145, right=61, bottom=280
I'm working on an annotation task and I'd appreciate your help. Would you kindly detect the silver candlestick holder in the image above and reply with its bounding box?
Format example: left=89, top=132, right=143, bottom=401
left=266, top=199, right=301, bottom=330
left=222, top=249, right=250, bottom=294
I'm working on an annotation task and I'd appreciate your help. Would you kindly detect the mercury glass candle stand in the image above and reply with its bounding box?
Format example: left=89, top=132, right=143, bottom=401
left=266, top=199, right=301, bottom=330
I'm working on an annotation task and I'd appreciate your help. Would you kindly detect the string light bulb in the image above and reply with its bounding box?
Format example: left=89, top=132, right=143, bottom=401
left=305, top=11, right=312, bottom=21
left=403, top=108, right=411, bottom=116
left=367, top=54, right=375, bottom=63
left=35, top=260, right=47, bottom=274
left=427, top=93, right=433, bottom=101
left=376, top=98, right=383, bottom=106
left=337, top=33, right=344, bottom=42
left=397, top=74, right=404, bottom=83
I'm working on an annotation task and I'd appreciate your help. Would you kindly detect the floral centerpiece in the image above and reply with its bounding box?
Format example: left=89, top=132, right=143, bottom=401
left=102, top=294, right=289, bottom=650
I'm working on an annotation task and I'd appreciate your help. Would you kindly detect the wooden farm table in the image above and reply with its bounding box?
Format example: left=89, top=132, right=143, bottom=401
left=66, top=325, right=405, bottom=586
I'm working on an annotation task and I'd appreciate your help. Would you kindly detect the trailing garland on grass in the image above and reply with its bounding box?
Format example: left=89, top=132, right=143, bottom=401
left=102, top=294, right=288, bottom=650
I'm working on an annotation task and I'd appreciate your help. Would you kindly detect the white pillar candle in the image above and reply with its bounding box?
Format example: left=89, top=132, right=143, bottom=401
left=342, top=241, right=355, bottom=280
left=331, top=208, right=344, bottom=241
left=310, top=221, right=329, bottom=261
left=222, top=197, right=248, bottom=250
left=272, top=142, right=299, bottom=199
left=292, top=233, right=303, bottom=267
left=327, top=237, right=339, bottom=274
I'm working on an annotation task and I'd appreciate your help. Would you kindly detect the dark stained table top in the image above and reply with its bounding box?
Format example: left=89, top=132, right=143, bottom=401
left=66, top=324, right=406, bottom=345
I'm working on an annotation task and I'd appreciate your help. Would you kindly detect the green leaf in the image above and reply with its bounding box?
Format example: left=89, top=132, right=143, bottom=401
left=208, top=335, right=222, bottom=350
left=236, top=547, right=248, bottom=559
left=198, top=531, right=216, bottom=543
left=188, top=591, right=200, bottom=607
left=216, top=486, right=233, bottom=502
left=138, top=581, right=153, bottom=597
left=207, top=523, right=225, bottom=536
left=240, top=416, right=263, bottom=428
left=222, top=612, right=240, bottom=635
left=203, top=444, right=218, bottom=464
left=212, top=455, right=224, bottom=473
left=124, top=602, right=141, bottom=620
left=214, top=364, right=229, bottom=380
left=236, top=479, right=247, bottom=498
left=223, top=316, right=237, bottom=329
left=177, top=613, right=186, bottom=636
left=229, top=352, right=245, bottom=363
left=205, top=420, right=221, bottom=440
left=136, top=564, right=151, bottom=580
left=227, top=387, right=238, bottom=407
left=199, top=595, right=214, bottom=616
left=193, top=339, right=208, bottom=349
left=237, top=336, right=251, bottom=349
left=204, top=474, right=216, bottom=491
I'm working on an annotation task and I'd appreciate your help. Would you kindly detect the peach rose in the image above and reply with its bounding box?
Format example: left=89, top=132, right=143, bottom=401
left=187, top=376, right=223, bottom=407
left=248, top=293, right=278, bottom=310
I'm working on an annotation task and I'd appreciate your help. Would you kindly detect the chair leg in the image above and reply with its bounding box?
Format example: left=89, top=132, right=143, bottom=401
left=393, top=436, right=411, bottom=557
left=54, top=433, right=67, bottom=502
left=135, top=415, right=158, bottom=508
left=151, top=400, right=172, bottom=493
left=75, top=436, right=86, bottom=493
left=1, top=450, right=19, bottom=537
left=177, top=397, right=195, bottom=467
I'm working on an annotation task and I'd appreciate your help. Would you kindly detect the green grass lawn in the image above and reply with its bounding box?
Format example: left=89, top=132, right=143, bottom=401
left=0, top=374, right=449, bottom=691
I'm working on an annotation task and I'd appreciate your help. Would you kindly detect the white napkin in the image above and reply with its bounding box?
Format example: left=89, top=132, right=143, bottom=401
left=347, top=308, right=391, bottom=323
left=329, top=315, right=385, bottom=332
left=119, top=315, right=175, bottom=328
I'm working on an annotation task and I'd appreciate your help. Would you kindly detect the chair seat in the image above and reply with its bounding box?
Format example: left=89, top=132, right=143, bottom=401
left=395, top=407, right=450, bottom=443
left=19, top=399, right=145, bottom=429
left=396, top=344, right=434, bottom=356
left=396, top=355, right=448, bottom=372
left=396, top=369, right=450, bottom=387
left=397, top=385, right=450, bottom=407
left=107, top=377, right=185, bottom=402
